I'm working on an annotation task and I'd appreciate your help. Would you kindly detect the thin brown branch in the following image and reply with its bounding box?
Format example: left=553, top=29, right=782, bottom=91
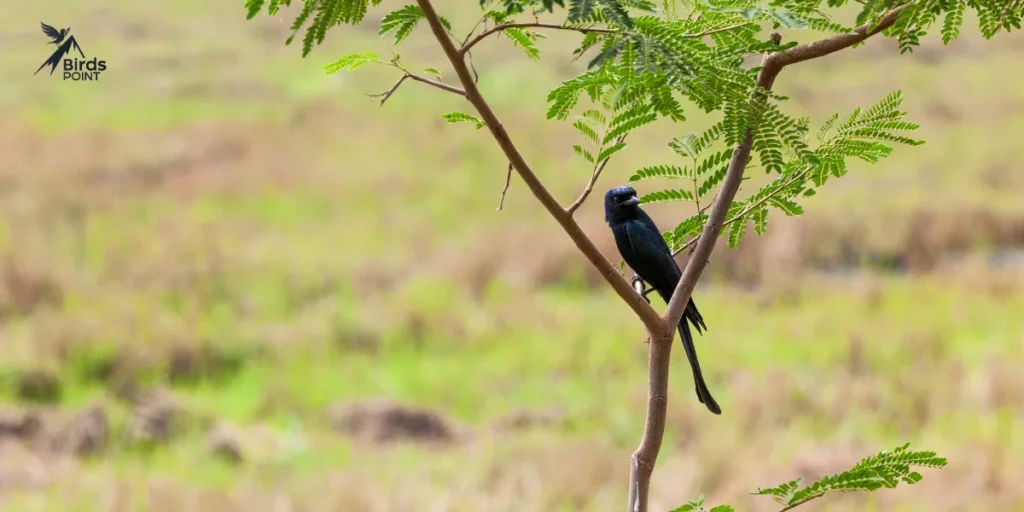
left=778, top=494, right=823, bottom=511
left=459, top=23, right=618, bottom=57
left=368, top=74, right=408, bottom=106
left=771, top=3, right=911, bottom=68
left=691, top=22, right=755, bottom=39
left=407, top=73, right=466, bottom=95
left=459, top=21, right=752, bottom=58
left=369, top=72, right=466, bottom=106
left=566, top=134, right=627, bottom=216
left=997, top=0, right=1017, bottom=32
left=461, top=0, right=502, bottom=46
left=415, top=0, right=664, bottom=330
left=496, top=162, right=513, bottom=210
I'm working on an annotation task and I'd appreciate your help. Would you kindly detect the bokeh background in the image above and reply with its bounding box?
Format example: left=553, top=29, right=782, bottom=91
left=2, top=1, right=1023, bottom=511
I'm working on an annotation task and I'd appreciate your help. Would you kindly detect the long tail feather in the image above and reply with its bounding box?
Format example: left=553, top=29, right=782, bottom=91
left=677, top=312, right=721, bottom=415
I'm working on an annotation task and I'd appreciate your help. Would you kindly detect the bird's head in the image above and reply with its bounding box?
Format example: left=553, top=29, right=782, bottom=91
left=604, top=186, right=641, bottom=223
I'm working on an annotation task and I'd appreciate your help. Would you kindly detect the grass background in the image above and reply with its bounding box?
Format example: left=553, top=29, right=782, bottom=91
left=0, top=0, right=1022, bottom=511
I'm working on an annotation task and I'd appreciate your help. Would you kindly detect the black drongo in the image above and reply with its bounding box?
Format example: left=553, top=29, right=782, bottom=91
left=604, top=185, right=721, bottom=415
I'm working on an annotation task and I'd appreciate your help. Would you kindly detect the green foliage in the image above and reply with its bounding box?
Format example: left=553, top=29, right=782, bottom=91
left=751, top=443, right=948, bottom=510
left=440, top=111, right=487, bottom=129
left=503, top=27, right=544, bottom=60
left=379, top=5, right=425, bottom=44
left=668, top=494, right=734, bottom=512
left=642, top=91, right=922, bottom=252
left=321, top=52, right=379, bottom=74
left=669, top=444, right=946, bottom=511
left=378, top=5, right=452, bottom=45
left=566, top=81, right=666, bottom=182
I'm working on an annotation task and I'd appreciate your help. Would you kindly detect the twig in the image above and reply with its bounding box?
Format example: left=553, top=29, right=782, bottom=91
left=467, top=50, right=481, bottom=85
left=459, top=21, right=753, bottom=57
left=415, top=0, right=664, bottom=330
left=461, top=0, right=503, bottom=45
left=778, top=494, right=823, bottom=511
left=368, top=74, right=408, bottom=106
left=460, top=23, right=618, bottom=56
left=368, top=72, right=466, bottom=106
left=690, top=22, right=755, bottom=39
left=566, top=134, right=627, bottom=215
left=769, top=3, right=911, bottom=68
left=997, top=0, right=1017, bottom=32
left=496, top=163, right=513, bottom=210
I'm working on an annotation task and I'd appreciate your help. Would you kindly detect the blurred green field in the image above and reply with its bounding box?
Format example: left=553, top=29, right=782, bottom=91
left=0, top=0, right=1023, bottom=511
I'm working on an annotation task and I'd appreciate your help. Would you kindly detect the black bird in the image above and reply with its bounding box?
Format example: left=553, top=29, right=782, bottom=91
left=41, top=22, right=70, bottom=45
left=605, top=185, right=721, bottom=415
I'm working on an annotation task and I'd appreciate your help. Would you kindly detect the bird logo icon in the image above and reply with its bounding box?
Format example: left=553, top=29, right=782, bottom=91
left=40, top=22, right=70, bottom=45
left=35, top=22, right=85, bottom=76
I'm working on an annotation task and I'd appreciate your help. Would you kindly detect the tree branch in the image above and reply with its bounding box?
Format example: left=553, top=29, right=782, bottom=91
left=496, top=162, right=513, bottom=210
left=566, top=134, right=627, bottom=216
left=638, top=7, right=911, bottom=508
left=778, top=494, right=823, bottom=512
left=369, top=72, right=466, bottom=106
left=772, top=3, right=911, bottom=67
left=459, top=21, right=753, bottom=57
left=414, top=0, right=664, bottom=331
left=459, top=23, right=618, bottom=57
left=661, top=3, right=911, bottom=333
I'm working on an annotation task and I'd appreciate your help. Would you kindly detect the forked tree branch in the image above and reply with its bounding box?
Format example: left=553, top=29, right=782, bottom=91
left=414, top=0, right=664, bottom=331
left=638, top=6, right=913, bottom=512
left=409, top=1, right=912, bottom=511
left=369, top=72, right=466, bottom=106
left=566, top=134, right=628, bottom=215
left=660, top=2, right=912, bottom=336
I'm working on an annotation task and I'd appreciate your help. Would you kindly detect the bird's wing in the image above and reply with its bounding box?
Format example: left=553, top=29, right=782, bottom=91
left=633, top=211, right=681, bottom=269
left=625, top=219, right=681, bottom=291
left=40, top=22, right=59, bottom=39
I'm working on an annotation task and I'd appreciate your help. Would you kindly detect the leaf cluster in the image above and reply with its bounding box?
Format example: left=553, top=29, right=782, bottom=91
left=669, top=443, right=947, bottom=511
left=632, top=90, right=922, bottom=252
left=751, top=442, right=948, bottom=510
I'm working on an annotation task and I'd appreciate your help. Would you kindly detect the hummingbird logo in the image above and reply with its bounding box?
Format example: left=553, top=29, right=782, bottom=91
left=35, top=22, right=85, bottom=76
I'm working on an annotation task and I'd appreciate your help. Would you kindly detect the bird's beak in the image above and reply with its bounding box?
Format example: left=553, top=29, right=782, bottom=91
left=622, top=195, right=640, bottom=206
